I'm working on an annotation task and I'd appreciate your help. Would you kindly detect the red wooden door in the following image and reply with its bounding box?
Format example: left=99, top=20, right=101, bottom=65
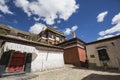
left=8, top=53, right=25, bottom=72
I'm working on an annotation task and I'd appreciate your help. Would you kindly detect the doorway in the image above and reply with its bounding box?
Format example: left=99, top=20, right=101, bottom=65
left=7, top=52, right=26, bottom=72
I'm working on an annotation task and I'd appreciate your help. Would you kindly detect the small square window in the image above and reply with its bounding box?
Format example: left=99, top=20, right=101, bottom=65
left=90, top=55, right=95, bottom=58
left=97, top=48, right=110, bottom=61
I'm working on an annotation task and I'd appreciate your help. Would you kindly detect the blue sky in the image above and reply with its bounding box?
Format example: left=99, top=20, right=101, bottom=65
left=0, top=0, right=120, bottom=42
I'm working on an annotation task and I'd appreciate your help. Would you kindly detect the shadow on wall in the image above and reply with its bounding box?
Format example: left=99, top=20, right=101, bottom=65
left=81, top=73, right=120, bottom=80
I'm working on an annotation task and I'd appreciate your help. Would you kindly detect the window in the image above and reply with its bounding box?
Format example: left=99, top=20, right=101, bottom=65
left=97, top=48, right=110, bottom=61
left=90, top=55, right=95, bottom=58
left=42, top=34, right=46, bottom=37
left=56, top=36, right=60, bottom=41
left=49, top=41, right=53, bottom=44
left=17, top=33, right=27, bottom=38
left=51, top=35, right=54, bottom=38
left=48, top=32, right=54, bottom=39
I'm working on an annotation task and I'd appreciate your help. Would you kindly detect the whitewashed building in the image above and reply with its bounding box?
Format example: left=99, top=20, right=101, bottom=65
left=0, top=34, right=64, bottom=76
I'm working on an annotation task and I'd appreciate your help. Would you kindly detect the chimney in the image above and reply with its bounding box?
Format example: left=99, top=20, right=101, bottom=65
left=72, top=31, right=76, bottom=38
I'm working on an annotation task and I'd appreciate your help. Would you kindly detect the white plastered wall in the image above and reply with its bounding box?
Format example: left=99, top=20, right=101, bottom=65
left=31, top=50, right=64, bottom=72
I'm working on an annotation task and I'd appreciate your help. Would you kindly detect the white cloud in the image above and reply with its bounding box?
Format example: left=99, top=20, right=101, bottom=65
left=14, top=0, right=79, bottom=25
left=14, top=0, right=31, bottom=16
left=33, top=17, right=40, bottom=21
left=8, top=25, right=14, bottom=29
left=97, top=34, right=114, bottom=40
left=0, top=0, right=13, bottom=14
left=112, top=13, right=120, bottom=24
left=99, top=23, right=120, bottom=36
left=71, top=25, right=78, bottom=31
left=116, top=32, right=120, bottom=36
left=29, top=23, right=47, bottom=34
left=53, top=26, right=58, bottom=29
left=64, top=25, right=78, bottom=35
left=64, top=28, right=71, bottom=35
left=98, top=12, right=120, bottom=39
left=98, top=13, right=120, bottom=36
left=57, top=20, right=61, bottom=24
left=97, top=33, right=120, bottom=40
left=97, top=11, right=108, bottom=22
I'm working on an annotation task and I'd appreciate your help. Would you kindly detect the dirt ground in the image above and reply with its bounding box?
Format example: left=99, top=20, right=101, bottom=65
left=1, top=66, right=120, bottom=80
left=30, top=66, right=120, bottom=80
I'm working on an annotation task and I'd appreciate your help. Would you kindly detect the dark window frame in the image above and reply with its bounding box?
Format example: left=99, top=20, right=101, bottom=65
left=97, top=48, right=110, bottom=61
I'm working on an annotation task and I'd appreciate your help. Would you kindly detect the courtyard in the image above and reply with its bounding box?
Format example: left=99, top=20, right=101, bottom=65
left=30, top=66, right=120, bottom=80
left=1, top=65, right=120, bottom=80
